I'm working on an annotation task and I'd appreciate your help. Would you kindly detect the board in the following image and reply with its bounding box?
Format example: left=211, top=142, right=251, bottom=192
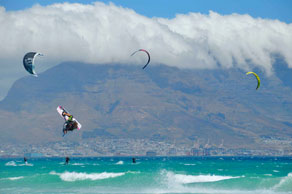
left=56, top=106, right=82, bottom=130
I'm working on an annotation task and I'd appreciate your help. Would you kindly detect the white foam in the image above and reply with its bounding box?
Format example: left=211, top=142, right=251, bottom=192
left=184, top=164, right=196, bottom=166
left=5, top=161, right=17, bottom=166
left=1, top=176, right=24, bottom=181
left=273, top=170, right=279, bottom=173
left=174, top=174, right=240, bottom=183
left=147, top=187, right=280, bottom=194
left=71, top=163, right=85, bottom=166
left=273, top=172, right=292, bottom=190
left=264, top=174, right=273, bottom=176
left=50, top=171, right=125, bottom=182
left=19, top=163, right=33, bottom=166
left=115, top=161, right=124, bottom=165
left=8, top=176, right=24, bottom=181
left=166, top=171, right=240, bottom=184
left=127, top=171, right=141, bottom=174
left=5, top=161, right=33, bottom=166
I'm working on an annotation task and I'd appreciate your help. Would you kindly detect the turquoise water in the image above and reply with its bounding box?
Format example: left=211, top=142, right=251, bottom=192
left=1, top=157, right=292, bottom=194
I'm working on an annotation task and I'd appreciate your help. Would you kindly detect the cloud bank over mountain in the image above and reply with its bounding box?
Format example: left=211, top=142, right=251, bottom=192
left=0, top=2, right=291, bottom=98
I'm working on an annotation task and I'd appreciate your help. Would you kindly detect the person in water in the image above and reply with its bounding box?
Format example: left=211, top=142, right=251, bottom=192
left=132, top=158, right=136, bottom=163
left=24, top=157, right=27, bottom=164
left=65, top=157, right=70, bottom=165
left=62, top=112, right=77, bottom=135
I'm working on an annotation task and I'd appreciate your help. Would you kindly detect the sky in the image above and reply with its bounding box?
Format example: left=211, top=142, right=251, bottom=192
left=1, top=0, right=292, bottom=23
left=0, top=0, right=291, bottom=100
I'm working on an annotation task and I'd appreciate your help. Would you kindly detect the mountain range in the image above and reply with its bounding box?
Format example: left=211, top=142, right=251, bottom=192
left=1, top=61, right=292, bottom=149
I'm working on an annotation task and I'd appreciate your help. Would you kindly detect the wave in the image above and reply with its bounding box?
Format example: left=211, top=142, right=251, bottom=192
left=264, top=174, right=273, bottom=176
left=273, top=172, right=292, bottom=191
left=8, top=176, right=24, bottom=181
left=5, top=161, right=33, bottom=166
left=164, top=171, right=240, bottom=184
left=50, top=171, right=125, bottom=182
left=1, top=176, right=24, bottom=181
left=19, top=163, right=33, bottom=166
left=5, top=161, right=17, bottom=166
left=173, top=174, right=241, bottom=184
left=184, top=164, right=196, bottom=166
left=147, top=188, right=283, bottom=194
left=127, top=171, right=141, bottom=174
left=71, top=163, right=85, bottom=166
left=115, top=161, right=124, bottom=165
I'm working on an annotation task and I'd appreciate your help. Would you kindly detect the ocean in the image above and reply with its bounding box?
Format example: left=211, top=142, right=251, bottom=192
left=0, top=157, right=291, bottom=194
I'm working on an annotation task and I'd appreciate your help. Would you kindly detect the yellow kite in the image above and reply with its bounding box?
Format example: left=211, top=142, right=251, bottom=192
left=246, top=72, right=260, bottom=90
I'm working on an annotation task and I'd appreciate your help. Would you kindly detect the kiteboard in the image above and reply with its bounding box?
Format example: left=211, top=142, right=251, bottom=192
left=57, top=106, right=82, bottom=130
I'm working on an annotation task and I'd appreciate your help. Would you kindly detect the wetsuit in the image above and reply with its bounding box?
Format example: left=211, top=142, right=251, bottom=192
left=66, top=115, right=74, bottom=131
left=65, top=157, right=70, bottom=165
left=62, top=112, right=76, bottom=135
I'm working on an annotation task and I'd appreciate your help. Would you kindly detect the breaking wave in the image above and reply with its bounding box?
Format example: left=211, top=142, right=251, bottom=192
left=50, top=171, right=125, bottom=182
left=71, top=163, right=85, bottom=166
left=7, top=176, right=24, bottom=181
left=115, top=161, right=124, bottom=165
left=273, top=172, right=292, bottom=191
left=184, top=163, right=196, bottom=166
left=264, top=174, right=273, bottom=176
left=19, top=163, right=33, bottom=166
left=5, top=161, right=33, bottom=166
left=164, top=170, right=241, bottom=184
left=0, top=176, right=24, bottom=181
left=5, top=161, right=17, bottom=166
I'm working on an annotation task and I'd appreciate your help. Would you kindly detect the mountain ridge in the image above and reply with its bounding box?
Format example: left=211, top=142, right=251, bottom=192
left=1, top=62, right=292, bottom=149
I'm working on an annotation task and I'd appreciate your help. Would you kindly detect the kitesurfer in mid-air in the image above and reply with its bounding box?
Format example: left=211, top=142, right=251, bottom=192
left=62, top=112, right=77, bottom=135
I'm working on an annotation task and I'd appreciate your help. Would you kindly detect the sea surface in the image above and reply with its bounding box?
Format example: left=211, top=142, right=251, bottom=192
left=0, top=157, right=292, bottom=194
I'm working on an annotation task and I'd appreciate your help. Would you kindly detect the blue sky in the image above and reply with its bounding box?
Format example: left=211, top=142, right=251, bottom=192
left=0, top=0, right=291, bottom=23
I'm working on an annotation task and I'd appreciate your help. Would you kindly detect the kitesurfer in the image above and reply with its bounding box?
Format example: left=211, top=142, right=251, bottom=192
left=65, top=157, right=70, bottom=165
left=132, top=158, right=136, bottom=163
left=24, top=157, right=27, bottom=164
left=62, top=112, right=77, bottom=135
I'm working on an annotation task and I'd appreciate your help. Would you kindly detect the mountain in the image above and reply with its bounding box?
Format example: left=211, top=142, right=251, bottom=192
left=1, top=62, right=292, bottom=148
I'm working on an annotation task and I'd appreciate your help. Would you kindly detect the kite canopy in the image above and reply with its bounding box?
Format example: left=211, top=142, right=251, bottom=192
left=246, top=72, right=260, bottom=90
left=131, top=49, right=150, bottom=69
left=23, top=52, right=43, bottom=76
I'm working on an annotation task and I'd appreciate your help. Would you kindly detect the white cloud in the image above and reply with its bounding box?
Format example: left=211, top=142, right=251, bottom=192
left=0, top=2, right=291, bottom=99
left=158, top=11, right=292, bottom=72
